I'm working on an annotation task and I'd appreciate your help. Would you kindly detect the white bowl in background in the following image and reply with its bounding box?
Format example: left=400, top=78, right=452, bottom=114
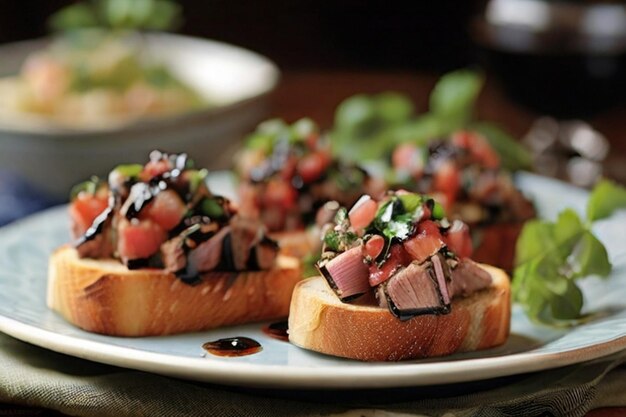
left=0, top=33, right=280, bottom=200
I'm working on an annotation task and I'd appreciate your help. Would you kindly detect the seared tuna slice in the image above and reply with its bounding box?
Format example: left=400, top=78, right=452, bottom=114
left=431, top=253, right=451, bottom=306
left=229, top=216, right=265, bottom=271
left=250, top=237, right=280, bottom=270
left=449, top=258, right=492, bottom=298
left=382, top=260, right=450, bottom=320
left=161, top=236, right=186, bottom=274
left=319, top=245, right=370, bottom=301
left=187, top=226, right=230, bottom=274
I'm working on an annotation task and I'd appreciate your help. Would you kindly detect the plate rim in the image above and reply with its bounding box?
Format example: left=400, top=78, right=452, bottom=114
left=1, top=312, right=626, bottom=389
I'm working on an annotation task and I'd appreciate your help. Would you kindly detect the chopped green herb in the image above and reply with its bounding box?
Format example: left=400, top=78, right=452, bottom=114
left=323, top=231, right=342, bottom=252
left=432, top=201, right=445, bottom=220
left=70, top=176, right=101, bottom=200
left=187, top=169, right=208, bottom=194
left=383, top=212, right=415, bottom=241
left=370, top=196, right=420, bottom=241
left=398, top=193, right=422, bottom=213
left=334, top=207, right=349, bottom=227
left=201, top=198, right=225, bottom=219
left=112, top=164, right=143, bottom=179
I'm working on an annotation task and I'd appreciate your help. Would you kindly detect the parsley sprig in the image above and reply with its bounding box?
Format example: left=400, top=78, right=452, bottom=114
left=513, top=179, right=626, bottom=326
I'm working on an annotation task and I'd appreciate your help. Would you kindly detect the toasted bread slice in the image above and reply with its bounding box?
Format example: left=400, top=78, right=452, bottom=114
left=288, top=264, right=510, bottom=361
left=48, top=246, right=302, bottom=336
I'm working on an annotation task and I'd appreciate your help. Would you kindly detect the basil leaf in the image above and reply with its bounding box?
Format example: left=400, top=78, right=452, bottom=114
left=570, top=231, right=611, bottom=278
left=514, top=219, right=556, bottom=266
left=292, top=118, right=317, bottom=138
left=429, top=69, right=483, bottom=126
left=549, top=279, right=583, bottom=321
left=391, top=114, right=450, bottom=146
left=375, top=92, right=414, bottom=125
left=586, top=179, right=626, bottom=222
left=334, top=94, right=377, bottom=135
left=553, top=209, right=585, bottom=261
left=513, top=180, right=621, bottom=326
left=470, top=121, right=533, bottom=171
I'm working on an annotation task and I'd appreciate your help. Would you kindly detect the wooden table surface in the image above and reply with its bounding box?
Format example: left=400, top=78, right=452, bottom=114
left=2, top=70, right=625, bottom=416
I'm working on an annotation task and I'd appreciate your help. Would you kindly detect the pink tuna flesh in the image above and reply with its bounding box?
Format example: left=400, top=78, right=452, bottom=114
left=431, top=254, right=451, bottom=305
left=320, top=245, right=370, bottom=301
left=187, top=226, right=230, bottom=274
left=382, top=260, right=450, bottom=320
left=448, top=258, right=492, bottom=298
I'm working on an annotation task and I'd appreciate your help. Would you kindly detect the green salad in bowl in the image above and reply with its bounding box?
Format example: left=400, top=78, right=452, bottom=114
left=0, top=0, right=206, bottom=127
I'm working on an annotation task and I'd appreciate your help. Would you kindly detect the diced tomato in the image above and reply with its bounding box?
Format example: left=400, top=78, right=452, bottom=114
left=141, top=159, right=172, bottom=181
left=392, top=143, right=423, bottom=177
left=443, top=220, right=473, bottom=259
left=451, top=130, right=473, bottom=149
left=142, top=190, right=186, bottom=231
left=403, top=220, right=445, bottom=263
left=364, top=235, right=385, bottom=259
left=118, top=219, right=167, bottom=260
left=369, top=244, right=412, bottom=287
left=280, top=156, right=298, bottom=181
left=263, top=179, right=298, bottom=209
left=452, top=131, right=500, bottom=169
left=297, top=151, right=331, bottom=184
left=69, top=193, right=109, bottom=236
left=348, top=195, right=378, bottom=231
left=433, top=161, right=461, bottom=208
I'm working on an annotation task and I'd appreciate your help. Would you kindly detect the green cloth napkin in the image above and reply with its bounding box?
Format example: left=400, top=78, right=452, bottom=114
left=1, top=332, right=625, bottom=417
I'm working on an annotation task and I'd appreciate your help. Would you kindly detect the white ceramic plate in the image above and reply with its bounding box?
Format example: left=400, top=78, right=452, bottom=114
left=0, top=173, right=625, bottom=389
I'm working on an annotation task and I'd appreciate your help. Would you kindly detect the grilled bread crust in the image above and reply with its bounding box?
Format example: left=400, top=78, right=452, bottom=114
left=48, top=245, right=302, bottom=336
left=288, top=264, right=510, bottom=361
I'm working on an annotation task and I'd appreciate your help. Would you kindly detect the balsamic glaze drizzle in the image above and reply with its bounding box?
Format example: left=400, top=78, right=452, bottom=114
left=202, top=337, right=262, bottom=357
left=262, top=321, right=289, bottom=342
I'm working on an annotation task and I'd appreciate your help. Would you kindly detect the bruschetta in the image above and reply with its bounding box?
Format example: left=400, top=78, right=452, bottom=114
left=48, top=150, right=302, bottom=336
left=288, top=190, right=510, bottom=361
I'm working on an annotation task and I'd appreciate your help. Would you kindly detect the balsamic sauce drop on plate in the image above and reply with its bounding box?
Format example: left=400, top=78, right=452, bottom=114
left=202, top=337, right=262, bottom=357
left=262, top=320, right=289, bottom=342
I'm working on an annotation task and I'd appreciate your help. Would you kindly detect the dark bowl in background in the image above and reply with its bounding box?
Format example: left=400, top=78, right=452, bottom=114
left=472, top=0, right=626, bottom=118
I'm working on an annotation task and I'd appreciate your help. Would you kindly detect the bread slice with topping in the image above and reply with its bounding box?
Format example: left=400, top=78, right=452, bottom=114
left=48, top=246, right=302, bottom=336
left=288, top=264, right=510, bottom=361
